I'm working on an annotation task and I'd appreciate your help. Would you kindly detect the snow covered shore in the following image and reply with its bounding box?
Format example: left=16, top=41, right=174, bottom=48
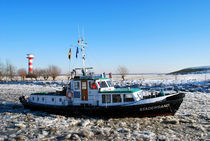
left=0, top=76, right=209, bottom=140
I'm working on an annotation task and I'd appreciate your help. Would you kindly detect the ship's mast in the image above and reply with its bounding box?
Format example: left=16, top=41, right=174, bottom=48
left=78, top=28, right=88, bottom=76
left=81, top=37, right=85, bottom=69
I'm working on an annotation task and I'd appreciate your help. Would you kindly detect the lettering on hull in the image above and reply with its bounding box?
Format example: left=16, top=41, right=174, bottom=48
left=139, top=104, right=170, bottom=111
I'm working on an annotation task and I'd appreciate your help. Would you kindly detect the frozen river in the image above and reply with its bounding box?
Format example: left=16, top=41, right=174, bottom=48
left=0, top=78, right=209, bottom=140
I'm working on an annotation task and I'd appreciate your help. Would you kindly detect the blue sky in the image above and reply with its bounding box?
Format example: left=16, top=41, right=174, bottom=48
left=0, top=0, right=209, bottom=73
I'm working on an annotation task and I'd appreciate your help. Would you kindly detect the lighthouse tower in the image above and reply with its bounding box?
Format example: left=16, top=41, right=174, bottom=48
left=26, top=54, right=34, bottom=75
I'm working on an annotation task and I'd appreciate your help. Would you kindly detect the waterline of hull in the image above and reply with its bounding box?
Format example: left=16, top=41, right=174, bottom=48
left=20, top=93, right=185, bottom=118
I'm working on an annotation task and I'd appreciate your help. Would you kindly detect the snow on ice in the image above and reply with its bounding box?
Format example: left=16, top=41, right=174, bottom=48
left=0, top=73, right=209, bottom=140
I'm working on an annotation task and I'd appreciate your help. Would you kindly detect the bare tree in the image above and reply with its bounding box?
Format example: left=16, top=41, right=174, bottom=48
left=48, top=65, right=61, bottom=80
left=5, top=61, right=16, bottom=81
left=32, top=68, right=42, bottom=80
left=40, top=69, right=50, bottom=80
left=0, top=60, right=5, bottom=81
left=18, top=68, right=27, bottom=81
left=117, top=66, right=128, bottom=81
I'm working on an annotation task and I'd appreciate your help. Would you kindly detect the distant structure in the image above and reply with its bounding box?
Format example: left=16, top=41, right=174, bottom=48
left=26, top=54, right=34, bottom=75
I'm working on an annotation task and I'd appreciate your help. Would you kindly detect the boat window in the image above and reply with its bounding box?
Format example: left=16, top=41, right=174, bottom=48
left=37, top=97, right=39, bottom=101
left=137, top=93, right=142, bottom=100
left=69, top=82, right=71, bottom=90
left=52, top=98, right=55, bottom=102
left=32, top=97, right=34, bottom=101
left=74, top=82, right=80, bottom=90
left=107, top=81, right=113, bottom=87
left=89, top=81, right=97, bottom=89
left=89, top=81, right=93, bottom=89
left=74, top=91, right=80, bottom=98
left=102, top=95, right=111, bottom=103
left=123, top=94, right=134, bottom=102
left=82, top=82, right=87, bottom=90
left=112, top=94, right=122, bottom=103
left=99, top=81, right=108, bottom=88
left=42, top=97, right=44, bottom=102
left=59, top=98, right=62, bottom=102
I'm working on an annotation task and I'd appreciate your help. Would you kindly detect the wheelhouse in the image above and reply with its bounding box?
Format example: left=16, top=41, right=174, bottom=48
left=67, top=76, right=141, bottom=107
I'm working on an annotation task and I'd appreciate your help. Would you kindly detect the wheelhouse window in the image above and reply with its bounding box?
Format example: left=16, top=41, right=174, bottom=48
left=74, top=91, right=80, bottom=98
left=99, top=81, right=108, bottom=88
left=137, top=93, right=142, bottom=100
left=102, top=95, right=111, bottom=104
left=112, top=94, right=122, bottom=103
left=123, top=94, right=134, bottom=102
left=74, top=82, right=80, bottom=90
left=107, top=81, right=113, bottom=87
left=82, top=82, right=87, bottom=90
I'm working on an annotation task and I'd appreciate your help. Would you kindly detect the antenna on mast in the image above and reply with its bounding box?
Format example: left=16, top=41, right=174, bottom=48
left=82, top=26, right=85, bottom=41
left=77, top=25, right=89, bottom=76
left=81, top=35, right=85, bottom=69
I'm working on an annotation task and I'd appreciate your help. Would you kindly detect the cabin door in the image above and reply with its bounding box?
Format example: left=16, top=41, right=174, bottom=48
left=81, top=80, right=88, bottom=101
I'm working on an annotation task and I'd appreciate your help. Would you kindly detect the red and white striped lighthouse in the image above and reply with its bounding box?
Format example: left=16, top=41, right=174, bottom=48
left=26, top=54, right=34, bottom=74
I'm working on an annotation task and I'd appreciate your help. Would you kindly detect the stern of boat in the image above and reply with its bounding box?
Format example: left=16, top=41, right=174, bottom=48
left=19, top=96, right=29, bottom=107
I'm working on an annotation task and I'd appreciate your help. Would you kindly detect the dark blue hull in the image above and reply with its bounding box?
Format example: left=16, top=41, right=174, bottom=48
left=19, top=93, right=185, bottom=118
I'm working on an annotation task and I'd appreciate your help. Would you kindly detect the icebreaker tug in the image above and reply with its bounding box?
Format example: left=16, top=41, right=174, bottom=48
left=19, top=36, right=185, bottom=118
left=19, top=67, right=185, bottom=118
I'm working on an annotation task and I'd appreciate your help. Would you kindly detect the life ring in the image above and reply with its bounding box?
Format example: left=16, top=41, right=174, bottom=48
left=92, top=83, right=97, bottom=89
left=66, top=91, right=73, bottom=99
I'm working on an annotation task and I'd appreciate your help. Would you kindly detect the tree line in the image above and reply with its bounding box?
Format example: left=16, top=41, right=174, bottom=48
left=0, top=60, right=61, bottom=81
left=0, top=59, right=129, bottom=81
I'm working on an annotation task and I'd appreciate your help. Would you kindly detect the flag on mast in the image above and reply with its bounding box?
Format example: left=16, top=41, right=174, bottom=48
left=76, top=46, right=79, bottom=58
left=82, top=54, right=85, bottom=61
left=68, top=48, right=71, bottom=61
